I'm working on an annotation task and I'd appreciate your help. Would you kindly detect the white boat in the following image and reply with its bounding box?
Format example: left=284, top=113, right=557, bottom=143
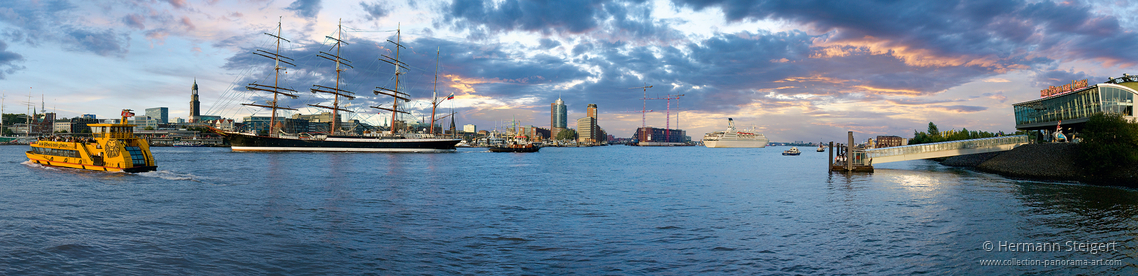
left=702, top=118, right=769, bottom=148
left=817, top=144, right=825, bottom=152
left=783, top=147, right=801, bottom=156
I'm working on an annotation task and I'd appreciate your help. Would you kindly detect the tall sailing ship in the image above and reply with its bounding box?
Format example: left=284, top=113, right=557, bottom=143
left=702, top=118, right=769, bottom=148
left=215, top=20, right=460, bottom=152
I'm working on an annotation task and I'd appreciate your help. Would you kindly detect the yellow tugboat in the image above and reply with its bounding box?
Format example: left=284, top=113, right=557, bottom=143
left=25, top=109, right=157, bottom=172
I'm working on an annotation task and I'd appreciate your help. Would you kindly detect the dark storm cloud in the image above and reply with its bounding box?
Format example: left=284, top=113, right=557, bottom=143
left=420, top=37, right=591, bottom=88
left=63, top=27, right=130, bottom=58
left=0, top=40, right=25, bottom=79
left=599, top=1, right=682, bottom=41
left=440, top=0, right=676, bottom=41
left=548, top=27, right=1007, bottom=116
left=669, top=0, right=1138, bottom=64
left=563, top=30, right=817, bottom=113
left=360, top=1, right=390, bottom=20
left=0, top=1, right=132, bottom=57
left=218, top=24, right=1009, bottom=122
left=0, top=0, right=70, bottom=46
left=442, top=0, right=604, bottom=34
left=799, top=52, right=995, bottom=96
left=287, top=0, right=322, bottom=18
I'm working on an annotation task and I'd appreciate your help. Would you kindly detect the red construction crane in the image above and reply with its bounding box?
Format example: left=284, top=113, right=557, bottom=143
left=643, top=93, right=684, bottom=142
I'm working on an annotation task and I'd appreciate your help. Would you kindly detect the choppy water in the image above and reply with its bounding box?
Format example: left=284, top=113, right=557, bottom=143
left=1, top=145, right=1135, bottom=274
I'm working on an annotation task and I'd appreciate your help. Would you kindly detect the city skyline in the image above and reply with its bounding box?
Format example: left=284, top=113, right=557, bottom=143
left=0, top=0, right=1137, bottom=141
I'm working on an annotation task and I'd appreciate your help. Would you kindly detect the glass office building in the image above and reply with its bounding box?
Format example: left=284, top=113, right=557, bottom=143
left=1013, top=79, right=1138, bottom=130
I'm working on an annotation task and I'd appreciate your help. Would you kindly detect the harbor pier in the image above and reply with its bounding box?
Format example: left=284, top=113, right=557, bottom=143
left=829, top=131, right=1030, bottom=173
left=829, top=131, right=873, bottom=172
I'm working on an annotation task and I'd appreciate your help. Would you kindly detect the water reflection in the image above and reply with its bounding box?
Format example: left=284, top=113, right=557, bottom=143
left=1010, top=181, right=1138, bottom=256
left=264, top=152, right=291, bottom=220
left=4, top=146, right=1138, bottom=274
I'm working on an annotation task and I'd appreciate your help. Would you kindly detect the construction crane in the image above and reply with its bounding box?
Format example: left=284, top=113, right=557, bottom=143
left=643, top=93, right=685, bottom=142
left=629, top=84, right=653, bottom=130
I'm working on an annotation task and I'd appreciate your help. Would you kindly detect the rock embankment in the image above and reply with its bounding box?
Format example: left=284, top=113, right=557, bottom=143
left=975, top=143, right=1081, bottom=180
left=939, top=152, right=1003, bottom=167
left=938, top=143, right=1138, bottom=187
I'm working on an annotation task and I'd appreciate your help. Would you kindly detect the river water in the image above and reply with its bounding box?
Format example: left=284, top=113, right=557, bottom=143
left=0, top=145, right=1134, bottom=274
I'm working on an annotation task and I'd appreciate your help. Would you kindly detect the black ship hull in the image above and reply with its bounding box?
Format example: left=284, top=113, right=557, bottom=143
left=488, top=146, right=540, bottom=152
left=221, top=132, right=460, bottom=152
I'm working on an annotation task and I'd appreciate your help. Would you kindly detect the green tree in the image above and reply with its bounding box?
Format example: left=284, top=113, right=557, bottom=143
left=556, top=128, right=577, bottom=141
left=1077, top=113, right=1138, bottom=177
left=909, top=122, right=1002, bottom=145
left=2, top=113, right=25, bottom=126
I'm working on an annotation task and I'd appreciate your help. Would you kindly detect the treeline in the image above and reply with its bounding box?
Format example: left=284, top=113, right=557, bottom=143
left=1077, top=113, right=1138, bottom=178
left=909, top=122, right=1004, bottom=145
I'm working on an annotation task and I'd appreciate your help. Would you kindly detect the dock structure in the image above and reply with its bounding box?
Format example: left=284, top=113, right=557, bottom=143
left=829, top=131, right=874, bottom=172
left=866, top=135, right=1029, bottom=164
left=829, top=131, right=1031, bottom=173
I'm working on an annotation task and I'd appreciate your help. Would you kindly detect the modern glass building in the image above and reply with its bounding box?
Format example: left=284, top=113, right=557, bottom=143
left=1012, top=75, right=1138, bottom=130
left=145, top=107, right=168, bottom=124
left=550, top=98, right=567, bottom=128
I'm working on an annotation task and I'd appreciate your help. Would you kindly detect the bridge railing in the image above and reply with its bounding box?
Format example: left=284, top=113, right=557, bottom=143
left=865, top=135, right=1029, bottom=158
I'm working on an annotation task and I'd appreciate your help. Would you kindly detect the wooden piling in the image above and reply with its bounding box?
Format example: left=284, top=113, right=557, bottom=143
left=846, top=131, right=854, bottom=172
left=829, top=132, right=874, bottom=173
left=828, top=141, right=834, bottom=171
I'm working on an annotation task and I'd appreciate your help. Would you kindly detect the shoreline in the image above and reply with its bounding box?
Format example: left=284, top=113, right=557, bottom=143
left=939, top=143, right=1138, bottom=188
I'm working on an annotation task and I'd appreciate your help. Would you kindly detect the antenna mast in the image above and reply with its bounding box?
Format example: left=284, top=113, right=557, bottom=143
left=309, top=18, right=357, bottom=135
left=242, top=17, right=299, bottom=137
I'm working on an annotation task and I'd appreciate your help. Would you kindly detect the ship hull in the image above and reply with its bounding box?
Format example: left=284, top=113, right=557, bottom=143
left=703, top=139, right=769, bottom=148
left=489, top=146, right=540, bottom=152
left=27, top=153, right=157, bottom=172
left=222, top=132, right=460, bottom=152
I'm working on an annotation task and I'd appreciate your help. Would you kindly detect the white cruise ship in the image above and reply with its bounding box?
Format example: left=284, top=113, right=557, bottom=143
left=702, top=118, right=769, bottom=148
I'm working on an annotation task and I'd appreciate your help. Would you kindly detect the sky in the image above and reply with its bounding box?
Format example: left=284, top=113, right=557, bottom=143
left=1, top=0, right=1137, bottom=142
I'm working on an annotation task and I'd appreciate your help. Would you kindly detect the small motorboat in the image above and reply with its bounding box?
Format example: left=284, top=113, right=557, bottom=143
left=782, top=147, right=801, bottom=156
left=816, top=144, right=825, bottom=152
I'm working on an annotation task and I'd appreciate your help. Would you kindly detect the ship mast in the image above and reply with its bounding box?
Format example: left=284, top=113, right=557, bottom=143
left=309, top=18, right=356, bottom=135
left=242, top=17, right=298, bottom=137
left=430, top=48, right=439, bottom=136
left=372, top=24, right=411, bottom=135
left=428, top=48, right=457, bottom=136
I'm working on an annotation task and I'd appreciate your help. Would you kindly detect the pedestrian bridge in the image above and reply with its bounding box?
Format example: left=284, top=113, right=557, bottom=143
left=865, top=135, right=1030, bottom=164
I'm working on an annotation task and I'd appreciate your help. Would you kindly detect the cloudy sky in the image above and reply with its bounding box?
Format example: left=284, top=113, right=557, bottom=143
left=1, top=0, right=1136, bottom=142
